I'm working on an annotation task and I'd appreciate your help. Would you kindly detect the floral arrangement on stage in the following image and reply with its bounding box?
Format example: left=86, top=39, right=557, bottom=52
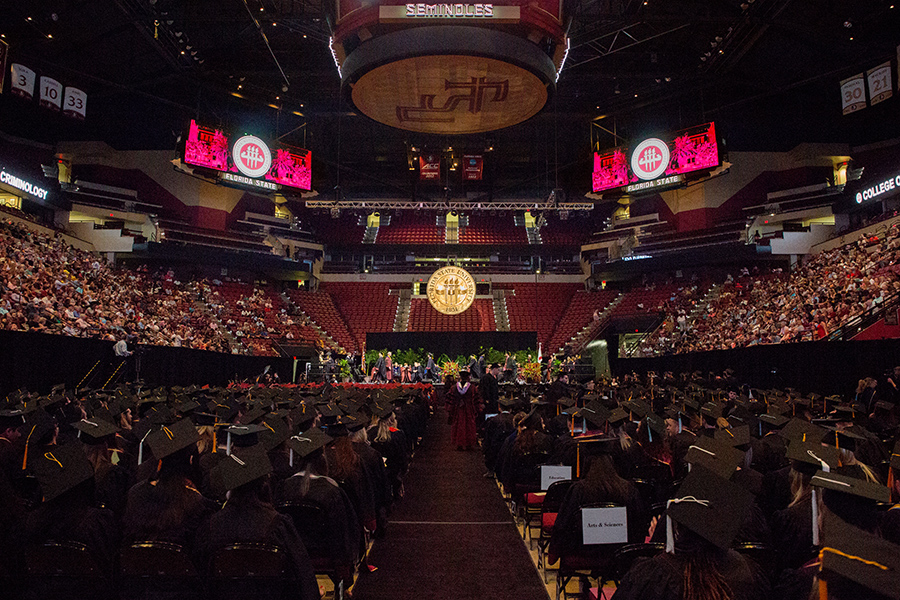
left=522, top=361, right=543, bottom=383
left=441, top=360, right=461, bottom=380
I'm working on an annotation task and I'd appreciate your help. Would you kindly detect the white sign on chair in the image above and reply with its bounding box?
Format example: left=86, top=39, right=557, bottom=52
left=582, top=507, right=628, bottom=545
left=540, top=465, right=571, bottom=490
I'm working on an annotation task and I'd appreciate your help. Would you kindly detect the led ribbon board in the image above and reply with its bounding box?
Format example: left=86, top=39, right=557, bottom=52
left=592, top=122, right=720, bottom=194
left=183, top=120, right=312, bottom=191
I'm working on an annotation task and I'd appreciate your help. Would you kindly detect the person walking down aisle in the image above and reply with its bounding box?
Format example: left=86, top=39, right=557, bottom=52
left=445, top=370, right=483, bottom=451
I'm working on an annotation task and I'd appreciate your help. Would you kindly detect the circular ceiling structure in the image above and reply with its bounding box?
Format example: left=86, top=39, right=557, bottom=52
left=339, top=26, right=560, bottom=134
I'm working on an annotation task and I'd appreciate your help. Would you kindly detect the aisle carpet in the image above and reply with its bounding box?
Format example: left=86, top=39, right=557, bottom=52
left=351, top=409, right=550, bottom=600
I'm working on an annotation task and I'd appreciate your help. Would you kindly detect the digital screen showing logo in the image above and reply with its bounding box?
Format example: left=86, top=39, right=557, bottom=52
left=592, top=122, right=720, bottom=193
left=233, top=136, right=273, bottom=178
left=631, top=138, right=670, bottom=181
left=183, top=120, right=312, bottom=191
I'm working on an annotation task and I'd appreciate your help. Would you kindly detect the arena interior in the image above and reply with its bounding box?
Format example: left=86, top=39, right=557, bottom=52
left=1, top=1, right=900, bottom=599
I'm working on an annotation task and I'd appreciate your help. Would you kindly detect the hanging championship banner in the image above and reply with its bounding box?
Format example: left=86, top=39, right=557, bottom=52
left=39, top=76, right=63, bottom=111
left=0, top=40, right=8, bottom=94
left=419, top=153, right=441, bottom=181
left=463, top=155, right=483, bottom=181
left=10, top=63, right=36, bottom=100
left=840, top=73, right=866, bottom=115
left=867, top=62, right=892, bottom=106
left=63, top=87, right=87, bottom=120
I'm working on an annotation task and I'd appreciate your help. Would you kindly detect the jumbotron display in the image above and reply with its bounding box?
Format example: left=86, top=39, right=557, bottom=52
left=183, top=120, right=312, bottom=192
left=592, top=122, right=720, bottom=194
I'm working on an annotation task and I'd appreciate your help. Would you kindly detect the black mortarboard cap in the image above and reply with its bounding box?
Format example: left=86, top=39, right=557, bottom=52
left=239, top=406, right=266, bottom=425
left=175, top=400, right=200, bottom=415
left=146, top=418, right=199, bottom=460
left=780, top=418, right=825, bottom=442
left=684, top=436, right=746, bottom=480
left=73, top=418, right=120, bottom=442
left=715, top=425, right=750, bottom=447
left=286, top=427, right=333, bottom=459
left=607, top=407, right=628, bottom=425
left=580, top=402, right=611, bottom=429
left=191, top=412, right=221, bottom=427
left=758, top=412, right=789, bottom=428
left=645, top=413, right=666, bottom=435
left=667, top=464, right=754, bottom=550
left=226, top=424, right=266, bottom=448
left=259, top=416, right=291, bottom=451
left=819, top=514, right=900, bottom=600
left=33, top=442, right=94, bottom=502
left=700, top=402, right=722, bottom=419
left=785, top=439, right=841, bottom=475
left=623, top=398, right=650, bottom=418
left=821, top=427, right=865, bottom=453
left=209, top=444, right=272, bottom=495
left=21, top=409, right=57, bottom=448
left=810, top=469, right=890, bottom=503
left=874, top=401, right=895, bottom=412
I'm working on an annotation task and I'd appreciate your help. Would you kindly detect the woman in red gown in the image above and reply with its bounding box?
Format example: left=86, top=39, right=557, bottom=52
left=444, top=370, right=483, bottom=450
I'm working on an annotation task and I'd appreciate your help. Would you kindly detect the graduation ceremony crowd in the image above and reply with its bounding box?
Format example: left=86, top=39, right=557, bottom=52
left=478, top=368, right=900, bottom=600
left=0, top=217, right=319, bottom=357
left=636, top=221, right=900, bottom=356
left=0, top=381, right=430, bottom=599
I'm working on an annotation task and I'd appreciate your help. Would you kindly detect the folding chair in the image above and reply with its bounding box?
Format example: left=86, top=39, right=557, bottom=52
left=120, top=540, right=202, bottom=600
left=278, top=501, right=353, bottom=600
left=733, top=542, right=777, bottom=584
left=613, top=542, right=665, bottom=581
left=537, top=479, right=574, bottom=581
left=24, top=540, right=110, bottom=600
left=556, top=503, right=626, bottom=600
left=210, top=543, right=289, bottom=600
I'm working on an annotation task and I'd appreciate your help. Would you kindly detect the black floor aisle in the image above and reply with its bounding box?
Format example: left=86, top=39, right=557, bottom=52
left=351, top=409, right=549, bottom=600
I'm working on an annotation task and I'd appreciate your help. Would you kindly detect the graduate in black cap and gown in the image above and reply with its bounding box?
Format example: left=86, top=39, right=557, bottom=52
left=201, top=444, right=320, bottom=600
left=612, top=466, right=770, bottom=600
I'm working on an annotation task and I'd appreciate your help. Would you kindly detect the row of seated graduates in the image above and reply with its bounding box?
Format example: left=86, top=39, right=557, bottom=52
left=481, top=371, right=900, bottom=600
left=0, top=380, right=430, bottom=599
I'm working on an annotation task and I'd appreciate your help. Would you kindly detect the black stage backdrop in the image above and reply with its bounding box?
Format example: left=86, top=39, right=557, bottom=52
left=0, top=330, right=293, bottom=395
left=612, top=338, right=900, bottom=396
left=366, top=331, right=537, bottom=359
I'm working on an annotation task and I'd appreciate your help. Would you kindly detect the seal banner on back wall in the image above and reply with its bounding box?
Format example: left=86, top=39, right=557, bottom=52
left=426, top=265, right=476, bottom=314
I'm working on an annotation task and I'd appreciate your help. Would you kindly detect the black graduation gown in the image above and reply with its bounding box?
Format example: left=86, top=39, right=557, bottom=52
left=612, top=550, right=771, bottom=600
left=200, top=497, right=320, bottom=600
left=370, top=431, right=409, bottom=499
left=479, top=373, right=500, bottom=414
left=122, top=476, right=218, bottom=558
left=771, top=499, right=815, bottom=570
left=325, top=448, right=377, bottom=533
left=483, top=413, right=515, bottom=473
left=17, top=502, right=120, bottom=579
left=278, top=474, right=362, bottom=567
left=354, top=441, right=392, bottom=522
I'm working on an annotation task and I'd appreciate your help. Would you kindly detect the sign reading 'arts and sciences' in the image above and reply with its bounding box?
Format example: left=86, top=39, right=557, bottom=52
left=592, top=122, right=721, bottom=194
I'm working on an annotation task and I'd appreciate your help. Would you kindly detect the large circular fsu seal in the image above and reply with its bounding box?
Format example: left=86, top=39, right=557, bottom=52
left=426, top=266, right=476, bottom=315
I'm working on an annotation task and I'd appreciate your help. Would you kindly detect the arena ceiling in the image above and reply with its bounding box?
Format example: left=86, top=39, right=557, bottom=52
left=1, top=0, right=899, bottom=202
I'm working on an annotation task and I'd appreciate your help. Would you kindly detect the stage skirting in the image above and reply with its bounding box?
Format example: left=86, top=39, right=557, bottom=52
left=366, top=331, right=538, bottom=358
left=613, top=337, right=900, bottom=395
left=0, top=330, right=294, bottom=395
